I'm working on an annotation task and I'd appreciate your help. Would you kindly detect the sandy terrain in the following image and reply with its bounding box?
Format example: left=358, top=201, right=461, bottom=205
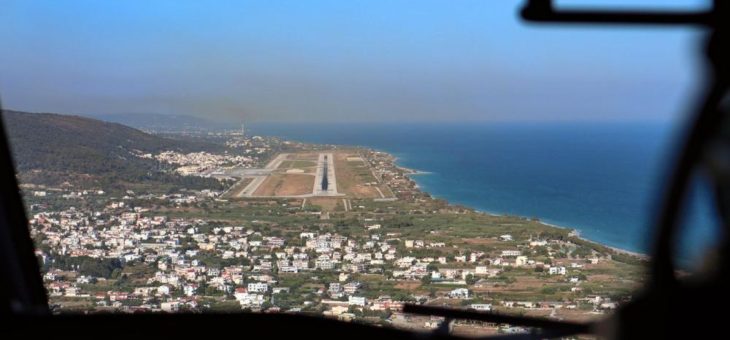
left=254, top=174, right=315, bottom=196
left=334, top=152, right=383, bottom=198
left=307, top=197, right=339, bottom=211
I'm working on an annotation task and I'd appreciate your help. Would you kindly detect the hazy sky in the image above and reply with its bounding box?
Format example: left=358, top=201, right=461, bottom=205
left=0, top=0, right=709, bottom=123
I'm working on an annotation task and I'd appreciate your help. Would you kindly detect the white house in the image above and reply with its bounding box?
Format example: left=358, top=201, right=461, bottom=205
left=548, top=266, right=566, bottom=275
left=157, top=285, right=171, bottom=295
left=348, top=296, right=367, bottom=306
left=449, top=288, right=470, bottom=299
left=247, top=282, right=269, bottom=293
left=469, top=304, right=492, bottom=311
left=161, top=301, right=180, bottom=312
left=501, top=250, right=521, bottom=257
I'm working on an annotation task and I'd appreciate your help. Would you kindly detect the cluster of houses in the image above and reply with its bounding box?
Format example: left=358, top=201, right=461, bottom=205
left=32, top=187, right=615, bottom=318
left=152, top=151, right=256, bottom=176
left=25, top=138, right=628, bottom=328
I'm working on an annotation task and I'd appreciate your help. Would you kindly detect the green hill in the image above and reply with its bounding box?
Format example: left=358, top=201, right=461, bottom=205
left=2, top=110, right=225, bottom=192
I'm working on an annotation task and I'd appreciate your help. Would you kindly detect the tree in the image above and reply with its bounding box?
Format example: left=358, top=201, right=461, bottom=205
left=110, top=268, right=123, bottom=279
left=421, top=275, right=432, bottom=285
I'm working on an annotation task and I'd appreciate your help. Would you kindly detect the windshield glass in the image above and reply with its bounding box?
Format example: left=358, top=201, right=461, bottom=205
left=0, top=0, right=715, bottom=336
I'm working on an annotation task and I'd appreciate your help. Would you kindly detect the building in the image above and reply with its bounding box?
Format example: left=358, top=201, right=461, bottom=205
left=161, top=301, right=180, bottom=312
left=343, top=281, right=361, bottom=294
left=469, top=304, right=492, bottom=311
left=247, top=282, right=269, bottom=293
left=328, top=283, right=342, bottom=294
left=548, top=266, right=566, bottom=275
left=501, top=250, right=521, bottom=257
left=449, top=288, right=470, bottom=299
left=348, top=296, right=367, bottom=306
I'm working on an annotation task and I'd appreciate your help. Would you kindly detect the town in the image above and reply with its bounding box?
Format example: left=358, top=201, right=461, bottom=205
left=22, top=131, right=645, bottom=337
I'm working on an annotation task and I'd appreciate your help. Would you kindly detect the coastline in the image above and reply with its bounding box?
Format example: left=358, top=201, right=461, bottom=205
left=388, top=155, right=430, bottom=175
left=534, top=219, right=647, bottom=259
left=383, top=150, right=648, bottom=260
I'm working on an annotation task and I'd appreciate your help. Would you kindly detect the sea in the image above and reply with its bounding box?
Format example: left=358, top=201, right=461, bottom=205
left=249, top=121, right=720, bottom=263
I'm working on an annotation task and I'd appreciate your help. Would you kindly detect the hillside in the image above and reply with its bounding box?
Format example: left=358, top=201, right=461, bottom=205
left=2, top=110, right=225, bottom=191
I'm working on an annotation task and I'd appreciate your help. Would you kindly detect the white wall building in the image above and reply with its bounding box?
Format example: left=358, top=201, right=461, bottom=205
left=247, top=282, right=269, bottom=293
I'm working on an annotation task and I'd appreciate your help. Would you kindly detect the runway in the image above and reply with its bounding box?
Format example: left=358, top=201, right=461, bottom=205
left=236, top=153, right=289, bottom=197
left=313, top=153, right=339, bottom=196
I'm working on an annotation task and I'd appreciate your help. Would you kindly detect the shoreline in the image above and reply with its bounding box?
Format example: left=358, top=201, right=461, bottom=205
left=383, top=150, right=648, bottom=260
left=281, top=143, right=647, bottom=260
left=388, top=155, right=430, bottom=175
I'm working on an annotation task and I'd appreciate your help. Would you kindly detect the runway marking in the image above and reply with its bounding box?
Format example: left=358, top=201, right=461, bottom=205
left=375, top=187, right=385, bottom=199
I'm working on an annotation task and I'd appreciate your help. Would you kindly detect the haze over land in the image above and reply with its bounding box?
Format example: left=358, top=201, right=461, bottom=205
left=0, top=0, right=705, bottom=123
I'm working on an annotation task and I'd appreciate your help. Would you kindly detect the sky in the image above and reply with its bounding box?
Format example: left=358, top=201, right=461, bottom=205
left=0, top=0, right=709, bottom=123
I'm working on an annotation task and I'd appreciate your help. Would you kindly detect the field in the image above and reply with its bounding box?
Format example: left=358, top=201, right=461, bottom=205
left=278, top=156, right=318, bottom=175
left=221, top=177, right=254, bottom=198
left=306, top=197, right=340, bottom=211
left=333, top=151, right=394, bottom=199
left=254, top=174, right=314, bottom=196
left=279, top=160, right=317, bottom=171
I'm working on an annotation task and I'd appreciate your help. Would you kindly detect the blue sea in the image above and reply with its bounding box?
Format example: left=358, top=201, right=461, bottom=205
left=249, top=122, right=720, bottom=261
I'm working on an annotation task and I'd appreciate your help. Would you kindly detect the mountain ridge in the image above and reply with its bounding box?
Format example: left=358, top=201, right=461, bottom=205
left=2, top=110, right=224, bottom=191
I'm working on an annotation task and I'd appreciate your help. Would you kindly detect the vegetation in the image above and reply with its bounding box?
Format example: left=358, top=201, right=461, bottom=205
left=52, top=254, right=123, bottom=279
left=4, top=110, right=225, bottom=191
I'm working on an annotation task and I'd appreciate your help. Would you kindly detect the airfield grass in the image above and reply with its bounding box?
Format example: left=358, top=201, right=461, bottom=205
left=334, top=152, right=383, bottom=198
left=308, top=197, right=339, bottom=211
left=254, top=174, right=315, bottom=196
left=279, top=160, right=316, bottom=169
left=222, top=177, right=254, bottom=198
